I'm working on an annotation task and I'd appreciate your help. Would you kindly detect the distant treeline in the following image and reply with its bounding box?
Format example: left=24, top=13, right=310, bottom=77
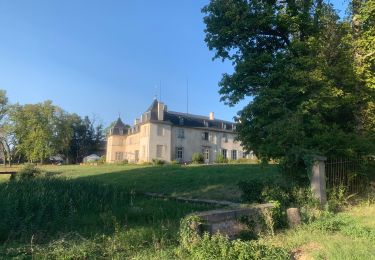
left=0, top=90, right=105, bottom=165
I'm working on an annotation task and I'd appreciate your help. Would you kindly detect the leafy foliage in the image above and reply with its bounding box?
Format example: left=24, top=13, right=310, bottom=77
left=179, top=232, right=289, bottom=260
left=202, top=0, right=375, bottom=165
left=192, top=153, right=204, bottom=164
left=16, top=163, right=42, bottom=180
left=215, top=154, right=229, bottom=163
left=7, top=99, right=104, bottom=164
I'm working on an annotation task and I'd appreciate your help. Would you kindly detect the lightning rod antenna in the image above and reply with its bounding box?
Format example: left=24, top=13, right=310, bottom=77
left=186, top=78, right=189, bottom=114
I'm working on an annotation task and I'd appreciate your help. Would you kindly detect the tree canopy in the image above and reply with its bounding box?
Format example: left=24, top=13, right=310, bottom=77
left=2, top=94, right=105, bottom=164
left=203, top=0, right=375, bottom=163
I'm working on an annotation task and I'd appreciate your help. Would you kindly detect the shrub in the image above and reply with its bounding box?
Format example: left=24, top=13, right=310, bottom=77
left=234, top=158, right=259, bottom=164
left=16, top=164, right=41, bottom=180
left=215, top=154, right=228, bottom=164
left=116, top=159, right=128, bottom=165
left=98, top=156, right=106, bottom=164
left=192, top=153, right=204, bottom=164
left=327, top=185, right=352, bottom=212
left=179, top=214, right=288, bottom=258
left=238, top=180, right=271, bottom=203
left=152, top=159, right=165, bottom=166
left=179, top=232, right=289, bottom=260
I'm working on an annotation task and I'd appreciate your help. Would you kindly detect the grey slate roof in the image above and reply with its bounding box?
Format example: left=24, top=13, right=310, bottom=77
left=114, top=117, right=125, bottom=128
left=110, top=100, right=236, bottom=136
left=164, top=111, right=234, bottom=131
left=111, top=117, right=127, bottom=135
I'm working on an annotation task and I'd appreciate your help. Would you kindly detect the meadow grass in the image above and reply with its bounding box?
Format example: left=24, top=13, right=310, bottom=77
left=0, top=163, right=281, bottom=201
left=1, top=163, right=374, bottom=259
left=262, top=203, right=375, bottom=260
left=0, top=177, right=215, bottom=259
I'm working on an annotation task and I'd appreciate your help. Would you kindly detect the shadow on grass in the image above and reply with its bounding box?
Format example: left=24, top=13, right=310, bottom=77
left=76, top=164, right=282, bottom=202
left=0, top=163, right=282, bottom=256
left=0, top=177, right=215, bottom=248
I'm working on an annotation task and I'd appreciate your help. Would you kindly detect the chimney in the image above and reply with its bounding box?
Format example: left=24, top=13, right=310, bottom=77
left=158, top=102, right=165, bottom=121
left=209, top=112, right=214, bottom=120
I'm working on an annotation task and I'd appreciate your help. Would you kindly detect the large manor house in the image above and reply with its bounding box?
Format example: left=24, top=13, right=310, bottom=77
left=106, top=99, right=253, bottom=164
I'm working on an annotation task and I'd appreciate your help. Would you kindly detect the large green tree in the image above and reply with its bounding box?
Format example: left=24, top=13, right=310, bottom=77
left=10, top=101, right=57, bottom=163
left=0, top=90, right=12, bottom=165
left=67, top=115, right=105, bottom=163
left=203, top=0, right=374, bottom=163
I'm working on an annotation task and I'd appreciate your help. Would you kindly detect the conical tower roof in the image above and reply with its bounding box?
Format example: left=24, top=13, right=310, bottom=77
left=110, top=117, right=126, bottom=135
left=113, top=117, right=125, bottom=128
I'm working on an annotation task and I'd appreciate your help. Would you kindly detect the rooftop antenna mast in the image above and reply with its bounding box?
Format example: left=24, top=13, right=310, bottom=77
left=159, top=80, right=162, bottom=102
left=154, top=85, right=158, bottom=100
left=186, top=78, right=189, bottom=114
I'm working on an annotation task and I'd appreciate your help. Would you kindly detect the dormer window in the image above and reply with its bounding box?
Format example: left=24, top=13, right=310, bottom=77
left=179, top=117, right=184, bottom=125
left=222, top=123, right=227, bottom=130
left=232, top=124, right=236, bottom=131
left=204, top=120, right=209, bottom=127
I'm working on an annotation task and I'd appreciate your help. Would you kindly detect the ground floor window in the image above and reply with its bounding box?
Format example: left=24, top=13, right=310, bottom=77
left=204, top=148, right=209, bottom=161
left=176, top=147, right=184, bottom=160
left=156, top=145, right=163, bottom=158
left=231, top=150, right=237, bottom=160
left=222, top=149, right=227, bottom=159
left=115, top=152, right=123, bottom=161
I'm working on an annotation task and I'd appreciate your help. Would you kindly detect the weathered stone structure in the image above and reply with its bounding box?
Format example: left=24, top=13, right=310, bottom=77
left=311, top=156, right=327, bottom=205
left=188, top=203, right=274, bottom=239
left=106, top=99, right=254, bottom=163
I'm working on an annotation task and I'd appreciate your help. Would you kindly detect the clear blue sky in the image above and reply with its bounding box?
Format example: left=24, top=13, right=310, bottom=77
left=0, top=0, right=347, bottom=127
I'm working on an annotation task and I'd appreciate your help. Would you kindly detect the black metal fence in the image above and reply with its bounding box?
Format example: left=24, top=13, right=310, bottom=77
left=325, top=157, right=373, bottom=194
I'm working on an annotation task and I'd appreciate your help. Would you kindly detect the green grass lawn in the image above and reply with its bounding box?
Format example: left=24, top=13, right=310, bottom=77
left=1, top=163, right=281, bottom=202
left=262, top=203, right=375, bottom=260
left=1, top=163, right=374, bottom=259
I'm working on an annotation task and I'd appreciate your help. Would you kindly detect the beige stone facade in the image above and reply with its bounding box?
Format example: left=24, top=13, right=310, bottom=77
left=106, top=100, right=253, bottom=163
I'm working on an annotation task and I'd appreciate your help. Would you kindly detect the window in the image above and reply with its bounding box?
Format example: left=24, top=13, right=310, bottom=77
left=178, top=128, right=185, bottom=139
left=202, top=131, right=209, bottom=141
left=203, top=148, right=209, bottom=161
left=176, top=147, right=184, bottom=160
left=115, top=152, right=123, bottom=161
left=223, top=134, right=228, bottom=143
left=179, top=117, right=184, bottom=125
left=222, top=149, right=227, bottom=159
left=204, top=120, right=209, bottom=127
left=156, top=145, right=163, bottom=158
left=242, top=151, right=248, bottom=159
left=157, top=125, right=164, bottom=136
left=211, top=133, right=217, bottom=144
left=231, top=150, right=237, bottom=160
